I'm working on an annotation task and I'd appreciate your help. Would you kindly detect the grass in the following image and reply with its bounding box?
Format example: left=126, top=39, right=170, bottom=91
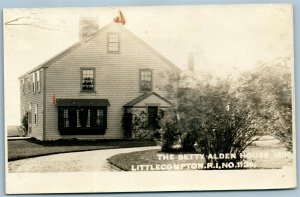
left=107, top=149, right=205, bottom=171
left=107, top=141, right=293, bottom=171
left=7, top=138, right=156, bottom=161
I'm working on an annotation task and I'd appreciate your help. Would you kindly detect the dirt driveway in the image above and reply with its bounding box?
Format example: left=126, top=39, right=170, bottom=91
left=8, top=146, right=160, bottom=173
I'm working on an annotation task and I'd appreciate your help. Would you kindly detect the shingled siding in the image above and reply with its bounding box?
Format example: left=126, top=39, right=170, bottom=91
left=19, top=69, right=44, bottom=140
left=44, top=23, right=175, bottom=140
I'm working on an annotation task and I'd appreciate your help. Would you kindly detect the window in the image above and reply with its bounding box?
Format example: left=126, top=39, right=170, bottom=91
left=58, top=107, right=107, bottom=135
left=27, top=77, right=31, bottom=93
left=34, top=104, right=38, bottom=125
left=81, top=68, right=95, bottom=91
left=140, top=69, right=152, bottom=91
left=76, top=109, right=91, bottom=128
left=32, top=73, right=36, bottom=93
left=36, top=71, right=41, bottom=93
left=108, top=33, right=119, bottom=52
left=96, top=109, right=104, bottom=127
left=63, top=109, right=69, bottom=128
left=22, top=78, right=25, bottom=94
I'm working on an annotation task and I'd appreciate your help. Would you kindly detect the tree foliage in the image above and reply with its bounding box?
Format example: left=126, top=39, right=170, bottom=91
left=19, top=113, right=29, bottom=137
left=236, top=59, right=293, bottom=151
left=160, top=58, right=293, bottom=165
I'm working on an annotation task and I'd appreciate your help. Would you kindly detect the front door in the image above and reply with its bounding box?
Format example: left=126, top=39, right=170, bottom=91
left=147, top=106, right=158, bottom=129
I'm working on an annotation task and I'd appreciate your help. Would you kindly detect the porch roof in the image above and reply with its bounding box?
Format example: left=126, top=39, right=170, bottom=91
left=123, top=92, right=172, bottom=108
left=56, top=99, right=110, bottom=107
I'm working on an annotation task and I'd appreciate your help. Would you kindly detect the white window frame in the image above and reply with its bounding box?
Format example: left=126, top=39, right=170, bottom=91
left=37, top=70, right=41, bottom=93
left=107, top=33, right=120, bottom=52
left=32, top=73, right=36, bottom=93
left=81, top=68, right=95, bottom=92
left=27, top=77, right=31, bottom=93
left=22, top=78, right=25, bottom=94
left=34, top=104, right=38, bottom=125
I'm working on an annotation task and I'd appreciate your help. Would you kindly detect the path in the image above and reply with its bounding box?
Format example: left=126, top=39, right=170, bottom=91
left=8, top=146, right=160, bottom=173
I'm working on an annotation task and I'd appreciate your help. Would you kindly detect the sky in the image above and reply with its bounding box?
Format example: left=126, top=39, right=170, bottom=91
left=3, top=4, right=294, bottom=125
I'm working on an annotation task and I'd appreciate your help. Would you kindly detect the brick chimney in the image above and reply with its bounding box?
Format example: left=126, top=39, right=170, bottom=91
left=187, top=52, right=195, bottom=72
left=79, top=17, right=99, bottom=40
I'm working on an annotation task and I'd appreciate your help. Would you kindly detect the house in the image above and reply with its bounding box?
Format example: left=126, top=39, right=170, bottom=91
left=19, top=18, right=181, bottom=141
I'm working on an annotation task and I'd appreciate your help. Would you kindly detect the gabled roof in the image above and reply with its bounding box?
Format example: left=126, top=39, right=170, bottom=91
left=117, top=24, right=181, bottom=72
left=19, top=22, right=181, bottom=79
left=124, top=91, right=172, bottom=107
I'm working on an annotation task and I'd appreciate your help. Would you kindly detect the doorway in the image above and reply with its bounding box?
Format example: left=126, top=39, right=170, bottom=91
left=147, top=106, right=159, bottom=129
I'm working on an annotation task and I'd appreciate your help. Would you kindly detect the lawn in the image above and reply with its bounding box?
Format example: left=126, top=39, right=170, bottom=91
left=7, top=138, right=156, bottom=161
left=107, top=138, right=293, bottom=171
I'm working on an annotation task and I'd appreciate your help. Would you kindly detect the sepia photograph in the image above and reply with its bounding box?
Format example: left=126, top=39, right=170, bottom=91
left=3, top=4, right=296, bottom=193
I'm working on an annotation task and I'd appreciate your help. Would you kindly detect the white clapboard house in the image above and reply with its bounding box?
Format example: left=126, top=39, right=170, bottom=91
left=19, top=17, right=180, bottom=140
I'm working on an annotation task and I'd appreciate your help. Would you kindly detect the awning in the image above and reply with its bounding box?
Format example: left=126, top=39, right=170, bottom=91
left=56, top=99, right=110, bottom=107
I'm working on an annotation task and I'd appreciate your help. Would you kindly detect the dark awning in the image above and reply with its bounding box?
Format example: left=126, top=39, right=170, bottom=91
left=56, top=99, right=110, bottom=107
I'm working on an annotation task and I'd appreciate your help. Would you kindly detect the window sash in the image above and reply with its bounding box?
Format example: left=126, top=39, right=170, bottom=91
left=63, top=109, right=69, bottom=128
left=32, top=73, right=36, bottom=93
left=108, top=33, right=119, bottom=52
left=34, top=104, right=38, bottom=125
left=37, top=71, right=41, bottom=93
left=140, top=70, right=152, bottom=91
left=59, top=106, right=107, bottom=130
left=27, top=77, right=31, bottom=93
left=22, top=78, right=25, bottom=94
left=81, top=68, right=95, bottom=91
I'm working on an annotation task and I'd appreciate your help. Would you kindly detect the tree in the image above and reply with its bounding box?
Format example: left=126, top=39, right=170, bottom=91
left=159, top=60, right=293, bottom=166
left=236, top=59, right=293, bottom=151
left=161, top=77, right=268, bottom=165
left=5, top=11, right=63, bottom=32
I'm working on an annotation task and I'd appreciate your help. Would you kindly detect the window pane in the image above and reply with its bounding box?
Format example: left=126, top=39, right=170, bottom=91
left=82, top=69, right=94, bottom=91
left=96, top=109, right=104, bottom=127
left=140, top=70, right=152, bottom=91
left=64, top=109, right=69, bottom=128
left=37, top=71, right=40, bottom=81
left=108, top=33, right=119, bottom=52
left=28, top=77, right=31, bottom=93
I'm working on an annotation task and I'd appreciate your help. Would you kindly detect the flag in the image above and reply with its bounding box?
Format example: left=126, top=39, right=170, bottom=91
left=114, top=10, right=126, bottom=25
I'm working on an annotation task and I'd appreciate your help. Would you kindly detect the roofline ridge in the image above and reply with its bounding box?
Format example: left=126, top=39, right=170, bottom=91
left=18, top=22, right=181, bottom=79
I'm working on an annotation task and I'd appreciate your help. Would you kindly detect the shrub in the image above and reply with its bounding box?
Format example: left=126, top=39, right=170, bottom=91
left=160, top=112, right=180, bottom=151
left=131, top=111, right=162, bottom=140
left=181, top=132, right=196, bottom=152
left=122, top=111, right=133, bottom=138
left=20, top=113, right=29, bottom=137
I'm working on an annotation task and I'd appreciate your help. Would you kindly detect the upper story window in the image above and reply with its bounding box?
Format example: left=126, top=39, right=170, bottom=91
left=36, top=71, right=41, bottom=93
left=32, top=73, right=36, bottom=93
left=22, top=78, right=25, bottom=94
left=108, top=33, right=119, bottom=52
left=27, top=77, right=31, bottom=93
left=140, top=69, right=152, bottom=92
left=81, top=68, right=95, bottom=92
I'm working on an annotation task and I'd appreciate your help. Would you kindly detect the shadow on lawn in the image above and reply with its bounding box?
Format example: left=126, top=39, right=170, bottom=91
left=27, top=138, right=156, bottom=146
left=7, top=138, right=157, bottom=161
